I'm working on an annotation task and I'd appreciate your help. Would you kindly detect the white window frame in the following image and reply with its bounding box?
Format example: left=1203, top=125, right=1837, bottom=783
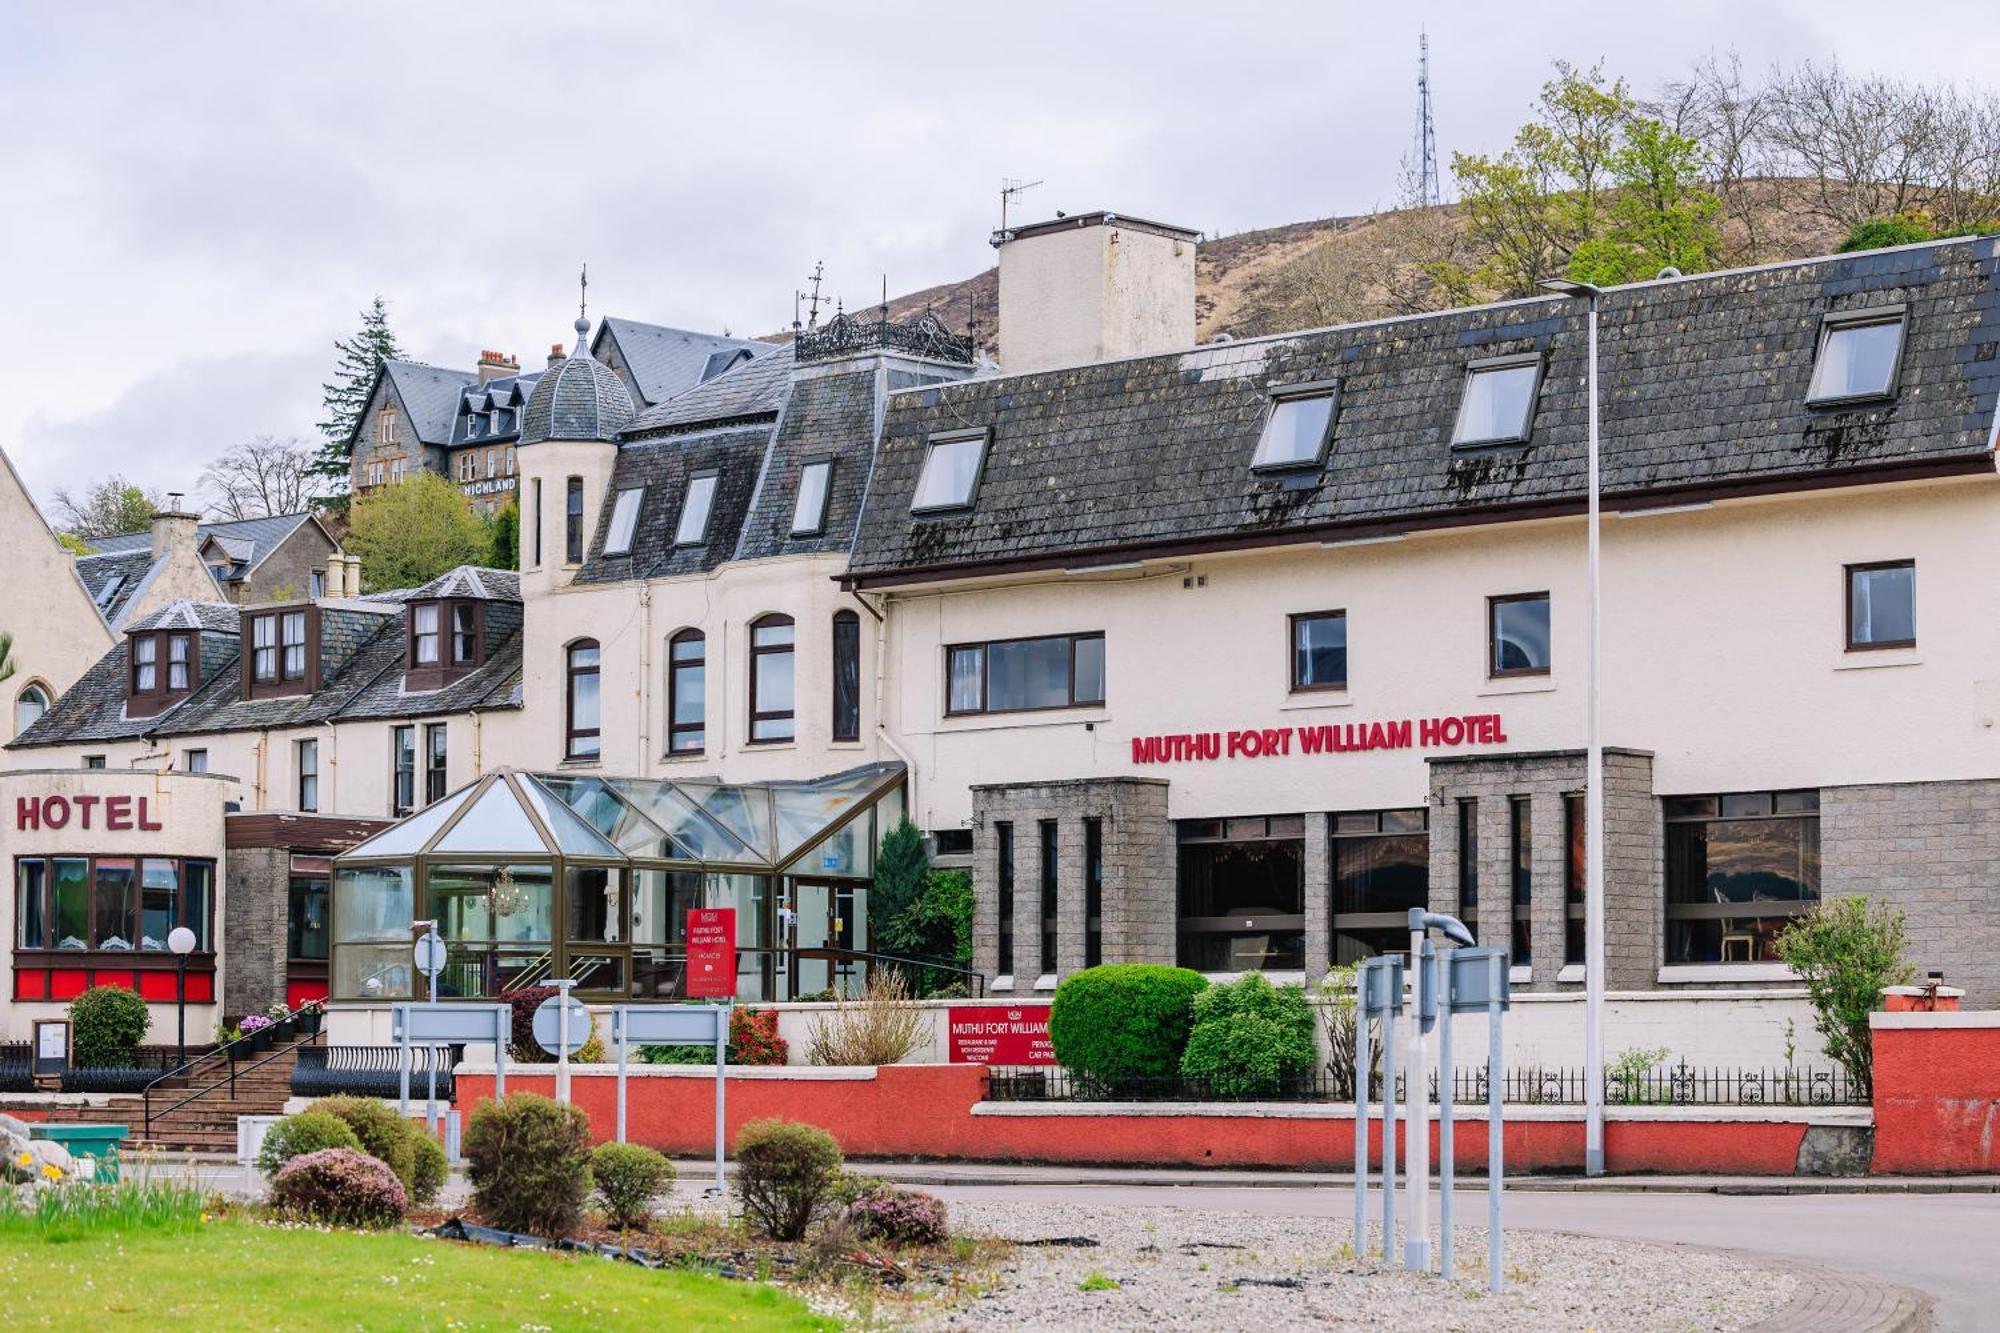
left=911, top=429, right=989, bottom=514
left=791, top=458, right=834, bottom=536
left=675, top=472, right=719, bottom=547
left=604, top=487, right=645, bottom=556
left=1806, top=306, right=1908, bottom=407
left=1451, top=354, right=1544, bottom=448
left=1251, top=381, right=1340, bottom=472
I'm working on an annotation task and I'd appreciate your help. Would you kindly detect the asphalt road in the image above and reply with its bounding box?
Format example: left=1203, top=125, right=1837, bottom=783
left=917, top=1180, right=1999, bottom=1331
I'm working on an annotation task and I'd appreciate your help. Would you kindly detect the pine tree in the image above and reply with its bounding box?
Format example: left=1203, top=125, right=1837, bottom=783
left=315, top=296, right=403, bottom=487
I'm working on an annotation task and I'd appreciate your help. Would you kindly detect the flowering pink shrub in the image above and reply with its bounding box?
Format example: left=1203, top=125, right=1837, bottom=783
left=270, top=1148, right=407, bottom=1229
left=840, top=1186, right=949, bottom=1247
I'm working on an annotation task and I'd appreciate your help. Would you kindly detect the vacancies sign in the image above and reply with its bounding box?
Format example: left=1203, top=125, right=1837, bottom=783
left=1130, top=713, right=1508, bottom=766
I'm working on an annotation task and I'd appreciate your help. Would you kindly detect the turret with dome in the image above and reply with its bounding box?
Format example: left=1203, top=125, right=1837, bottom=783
left=521, top=301, right=635, bottom=445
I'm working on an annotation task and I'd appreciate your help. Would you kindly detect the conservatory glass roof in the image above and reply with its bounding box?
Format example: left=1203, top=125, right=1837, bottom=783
left=337, top=762, right=904, bottom=871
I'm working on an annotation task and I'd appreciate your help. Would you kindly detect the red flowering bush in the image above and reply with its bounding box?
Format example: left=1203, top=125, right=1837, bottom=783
left=841, top=1185, right=950, bottom=1247
left=270, top=1148, right=407, bottom=1229
left=637, top=1007, right=789, bottom=1066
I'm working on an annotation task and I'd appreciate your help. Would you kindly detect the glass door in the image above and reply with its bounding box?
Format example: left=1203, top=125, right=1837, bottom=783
left=789, top=879, right=834, bottom=999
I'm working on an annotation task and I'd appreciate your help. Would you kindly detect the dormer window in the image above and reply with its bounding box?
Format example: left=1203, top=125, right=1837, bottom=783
left=1452, top=354, right=1543, bottom=447
left=405, top=599, right=485, bottom=689
left=604, top=487, right=644, bottom=556
left=243, top=607, right=318, bottom=700
left=1252, top=381, right=1339, bottom=471
left=676, top=472, right=718, bottom=547
left=912, top=429, right=988, bottom=514
left=128, top=629, right=197, bottom=717
left=792, top=459, right=833, bottom=536
left=1808, top=307, right=1907, bottom=406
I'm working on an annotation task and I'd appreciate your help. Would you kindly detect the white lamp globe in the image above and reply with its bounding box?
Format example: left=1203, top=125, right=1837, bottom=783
left=167, top=927, right=197, bottom=956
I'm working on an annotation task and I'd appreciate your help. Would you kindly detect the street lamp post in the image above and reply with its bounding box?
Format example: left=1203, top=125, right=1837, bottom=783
left=167, top=926, right=197, bottom=1068
left=1539, top=277, right=1607, bottom=1177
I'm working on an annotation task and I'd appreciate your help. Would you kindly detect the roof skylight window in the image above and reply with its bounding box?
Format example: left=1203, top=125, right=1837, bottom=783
left=1808, top=308, right=1907, bottom=406
left=791, top=459, right=833, bottom=536
left=94, top=574, right=125, bottom=609
left=1451, top=355, right=1543, bottom=447
left=1252, top=381, right=1339, bottom=471
left=911, top=429, right=987, bottom=514
left=675, top=473, right=718, bottom=547
left=604, top=487, right=644, bottom=556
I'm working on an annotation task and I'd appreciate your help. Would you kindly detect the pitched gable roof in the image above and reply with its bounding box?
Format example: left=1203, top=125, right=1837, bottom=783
left=381, top=360, right=478, bottom=445
left=594, top=317, right=771, bottom=407
left=625, top=343, right=797, bottom=435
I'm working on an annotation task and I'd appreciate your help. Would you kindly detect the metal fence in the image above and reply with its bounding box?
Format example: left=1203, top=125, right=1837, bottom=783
left=985, top=1061, right=1864, bottom=1107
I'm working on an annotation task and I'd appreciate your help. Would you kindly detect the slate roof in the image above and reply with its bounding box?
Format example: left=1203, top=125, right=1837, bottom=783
left=847, top=236, right=2000, bottom=585
left=381, top=361, right=478, bottom=445
left=574, top=425, right=774, bottom=583
left=86, top=512, right=313, bottom=573
left=6, top=571, right=525, bottom=750
left=73, top=549, right=157, bottom=624
left=593, top=317, right=771, bottom=407
left=625, top=343, right=797, bottom=434
left=733, top=364, right=887, bottom=560
left=522, top=327, right=636, bottom=443
left=449, top=372, right=543, bottom=447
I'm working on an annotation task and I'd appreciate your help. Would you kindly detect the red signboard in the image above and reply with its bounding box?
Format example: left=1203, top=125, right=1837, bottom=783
left=685, top=908, right=737, bottom=999
left=947, top=1004, right=1054, bottom=1065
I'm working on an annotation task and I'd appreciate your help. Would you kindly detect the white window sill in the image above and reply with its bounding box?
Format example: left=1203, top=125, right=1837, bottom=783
left=1479, top=677, right=1556, bottom=698
left=1509, top=965, right=1533, bottom=984
left=743, top=741, right=796, bottom=752
left=991, top=974, right=1015, bottom=992
left=1033, top=973, right=1058, bottom=992
left=658, top=751, right=709, bottom=765
left=826, top=741, right=866, bottom=751
left=938, top=710, right=1109, bottom=735
left=1658, top=963, right=1797, bottom=984
left=1833, top=650, right=1921, bottom=671
left=1279, top=693, right=1354, bottom=712
left=1556, top=963, right=1585, bottom=983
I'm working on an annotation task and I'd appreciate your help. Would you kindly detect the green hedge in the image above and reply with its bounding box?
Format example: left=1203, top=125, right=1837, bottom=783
left=1048, top=964, right=1208, bottom=1088
left=1179, top=972, right=1317, bottom=1097
left=70, top=986, right=151, bottom=1067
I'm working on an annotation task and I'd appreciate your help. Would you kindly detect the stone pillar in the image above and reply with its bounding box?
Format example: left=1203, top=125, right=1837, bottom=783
left=1303, top=812, right=1331, bottom=984
left=1014, top=819, right=1046, bottom=985
left=1530, top=790, right=1568, bottom=992
left=971, top=814, right=1002, bottom=985
left=1106, top=781, right=1174, bottom=965
left=1603, top=750, right=1660, bottom=991
left=1477, top=794, right=1514, bottom=970
left=222, top=847, right=289, bottom=1022
left=1056, top=816, right=1089, bottom=975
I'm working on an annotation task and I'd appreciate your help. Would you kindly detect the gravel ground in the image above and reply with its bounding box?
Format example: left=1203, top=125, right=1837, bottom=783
left=914, top=1198, right=1794, bottom=1332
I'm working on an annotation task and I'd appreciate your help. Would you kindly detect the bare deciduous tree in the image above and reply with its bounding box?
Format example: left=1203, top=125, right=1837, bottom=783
left=199, top=436, right=323, bottom=520
left=51, top=476, right=162, bottom=540
left=1656, top=53, right=1777, bottom=259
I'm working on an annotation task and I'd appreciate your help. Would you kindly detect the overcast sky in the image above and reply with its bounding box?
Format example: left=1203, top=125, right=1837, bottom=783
left=4, top=0, right=1996, bottom=512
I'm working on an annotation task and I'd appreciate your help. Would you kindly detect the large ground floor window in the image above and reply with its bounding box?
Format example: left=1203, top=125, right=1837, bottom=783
left=1664, top=790, right=1820, bottom=964
left=15, top=855, right=214, bottom=954
left=1176, top=817, right=1305, bottom=972
left=1330, top=809, right=1429, bottom=965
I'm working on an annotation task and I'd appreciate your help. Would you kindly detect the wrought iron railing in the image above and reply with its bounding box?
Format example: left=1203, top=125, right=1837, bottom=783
left=793, top=946, right=986, bottom=999
left=794, top=309, right=975, bottom=365
left=141, top=1001, right=328, bottom=1136
left=986, top=1061, right=1864, bottom=1107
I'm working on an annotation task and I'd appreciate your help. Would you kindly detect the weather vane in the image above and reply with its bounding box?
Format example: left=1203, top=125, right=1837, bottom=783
left=802, top=261, right=828, bottom=330
left=578, top=262, right=589, bottom=324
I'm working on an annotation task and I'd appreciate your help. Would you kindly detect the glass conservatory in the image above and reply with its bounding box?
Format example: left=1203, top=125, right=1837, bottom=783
left=330, top=762, right=905, bottom=1004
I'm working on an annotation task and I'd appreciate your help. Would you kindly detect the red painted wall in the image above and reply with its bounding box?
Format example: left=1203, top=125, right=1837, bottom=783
left=1872, top=1022, right=2000, bottom=1173
left=454, top=1067, right=1814, bottom=1175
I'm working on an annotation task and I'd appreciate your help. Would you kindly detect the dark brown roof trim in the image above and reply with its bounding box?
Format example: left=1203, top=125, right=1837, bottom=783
left=840, top=452, right=1995, bottom=591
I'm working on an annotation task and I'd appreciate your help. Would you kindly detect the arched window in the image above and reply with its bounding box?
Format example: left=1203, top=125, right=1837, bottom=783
left=13, top=682, right=50, bottom=738
left=668, top=629, right=705, bottom=755
left=565, top=639, right=601, bottom=760
left=831, top=610, right=860, bottom=742
left=748, top=614, right=795, bottom=744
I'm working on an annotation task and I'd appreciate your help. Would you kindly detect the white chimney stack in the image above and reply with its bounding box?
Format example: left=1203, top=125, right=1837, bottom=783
left=993, top=211, right=1199, bottom=375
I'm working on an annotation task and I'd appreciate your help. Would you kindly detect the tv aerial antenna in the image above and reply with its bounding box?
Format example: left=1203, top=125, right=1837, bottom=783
left=1000, top=177, right=1044, bottom=234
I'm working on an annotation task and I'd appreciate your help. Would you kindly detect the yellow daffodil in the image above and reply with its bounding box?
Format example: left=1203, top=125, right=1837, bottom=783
left=41, top=1163, right=62, bottom=1181
left=14, top=1151, right=29, bottom=1168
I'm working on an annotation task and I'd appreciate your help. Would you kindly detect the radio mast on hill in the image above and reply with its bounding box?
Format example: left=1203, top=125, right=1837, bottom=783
left=1413, top=30, right=1441, bottom=207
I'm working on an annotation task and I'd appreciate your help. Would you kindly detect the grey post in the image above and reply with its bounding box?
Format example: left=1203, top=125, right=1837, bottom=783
left=397, top=1005, right=410, bottom=1118
left=1438, top=946, right=1455, bottom=1280
left=1488, top=948, right=1504, bottom=1292
left=1380, top=973, right=1396, bottom=1262
left=615, top=1009, right=629, bottom=1144
left=714, top=1002, right=730, bottom=1196
left=1352, top=969, right=1369, bottom=1260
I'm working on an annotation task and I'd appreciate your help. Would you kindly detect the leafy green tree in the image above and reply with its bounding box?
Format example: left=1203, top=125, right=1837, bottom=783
left=51, top=476, right=161, bottom=542
left=1836, top=216, right=1934, bottom=253
left=485, top=496, right=519, bottom=570
left=870, top=818, right=928, bottom=950
left=0, top=631, right=16, bottom=685
left=1450, top=63, right=1722, bottom=296
left=315, top=296, right=402, bottom=487
left=882, top=868, right=973, bottom=966
left=344, top=472, right=489, bottom=591
left=1774, top=896, right=1914, bottom=1097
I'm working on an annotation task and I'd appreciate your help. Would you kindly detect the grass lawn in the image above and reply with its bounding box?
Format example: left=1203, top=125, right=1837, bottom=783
left=0, top=1218, right=837, bottom=1331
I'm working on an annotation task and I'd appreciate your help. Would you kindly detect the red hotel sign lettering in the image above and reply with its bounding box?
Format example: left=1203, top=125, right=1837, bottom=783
left=1131, top=713, right=1508, bottom=765
left=947, top=1005, right=1054, bottom=1065
left=14, top=795, right=164, bottom=832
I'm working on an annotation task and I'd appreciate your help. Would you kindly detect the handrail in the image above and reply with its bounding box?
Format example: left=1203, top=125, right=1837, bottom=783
left=141, top=1000, right=327, bottom=1137
left=792, top=946, right=988, bottom=998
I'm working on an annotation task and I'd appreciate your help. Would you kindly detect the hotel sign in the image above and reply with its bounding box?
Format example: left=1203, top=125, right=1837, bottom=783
left=1131, top=713, right=1508, bottom=765
left=685, top=908, right=738, bottom=999
left=947, top=1005, right=1054, bottom=1065
left=14, top=794, right=165, bottom=832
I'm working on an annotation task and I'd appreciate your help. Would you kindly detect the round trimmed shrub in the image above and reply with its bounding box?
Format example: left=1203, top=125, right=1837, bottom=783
left=840, top=1185, right=949, bottom=1248
left=69, top=986, right=151, bottom=1068
left=270, top=1147, right=407, bottom=1228
left=407, top=1129, right=449, bottom=1208
left=1048, top=964, right=1209, bottom=1089
left=310, top=1097, right=416, bottom=1190
left=733, top=1117, right=842, bottom=1241
left=1179, top=972, right=1317, bottom=1098
left=463, top=1092, right=593, bottom=1237
left=257, top=1109, right=362, bottom=1178
left=589, top=1141, right=674, bottom=1230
